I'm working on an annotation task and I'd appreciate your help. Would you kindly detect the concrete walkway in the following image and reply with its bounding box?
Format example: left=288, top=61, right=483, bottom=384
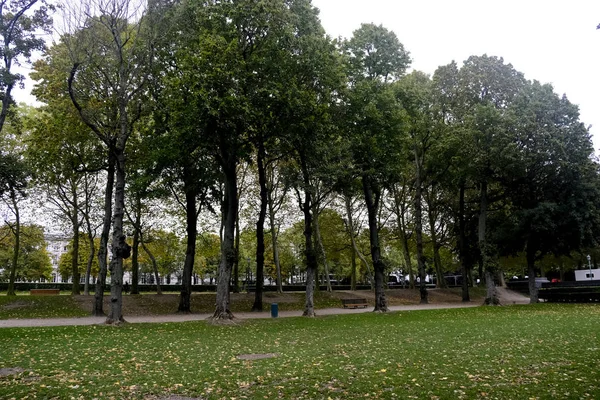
left=0, top=302, right=486, bottom=328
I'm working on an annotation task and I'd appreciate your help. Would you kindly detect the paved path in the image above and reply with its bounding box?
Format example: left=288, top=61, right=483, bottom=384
left=0, top=302, right=486, bottom=328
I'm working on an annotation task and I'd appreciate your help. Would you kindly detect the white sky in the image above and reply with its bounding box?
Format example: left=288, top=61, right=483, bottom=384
left=312, top=0, right=600, bottom=152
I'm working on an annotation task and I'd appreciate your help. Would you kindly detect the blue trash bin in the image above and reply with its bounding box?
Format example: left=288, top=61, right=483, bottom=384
left=271, top=303, right=278, bottom=318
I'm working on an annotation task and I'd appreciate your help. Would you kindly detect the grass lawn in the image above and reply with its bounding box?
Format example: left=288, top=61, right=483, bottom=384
left=0, top=295, right=90, bottom=319
left=1, top=304, right=599, bottom=399
left=0, top=288, right=487, bottom=319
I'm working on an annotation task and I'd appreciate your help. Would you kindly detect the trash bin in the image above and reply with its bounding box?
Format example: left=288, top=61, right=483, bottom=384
left=271, top=303, right=278, bottom=318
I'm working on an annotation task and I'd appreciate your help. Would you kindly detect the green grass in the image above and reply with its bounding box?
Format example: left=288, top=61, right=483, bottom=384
left=1, top=304, right=599, bottom=399
left=0, top=295, right=89, bottom=319
left=0, top=291, right=359, bottom=319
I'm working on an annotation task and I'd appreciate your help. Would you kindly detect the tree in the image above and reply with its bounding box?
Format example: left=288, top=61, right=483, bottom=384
left=451, top=55, right=526, bottom=305
left=499, top=81, right=600, bottom=302
left=62, top=0, right=154, bottom=324
left=137, top=229, right=183, bottom=292
left=24, top=100, right=102, bottom=295
left=343, top=23, right=410, bottom=311
left=0, top=0, right=54, bottom=133
left=58, top=233, right=99, bottom=281
left=278, top=16, right=344, bottom=316
left=0, top=224, right=51, bottom=282
left=0, top=106, right=30, bottom=295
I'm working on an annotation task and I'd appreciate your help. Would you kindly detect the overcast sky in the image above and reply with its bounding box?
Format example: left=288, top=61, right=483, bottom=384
left=312, top=0, right=600, bottom=152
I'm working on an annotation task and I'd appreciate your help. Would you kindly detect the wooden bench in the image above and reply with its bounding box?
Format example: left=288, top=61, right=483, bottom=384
left=341, top=298, right=368, bottom=309
left=30, top=289, right=60, bottom=296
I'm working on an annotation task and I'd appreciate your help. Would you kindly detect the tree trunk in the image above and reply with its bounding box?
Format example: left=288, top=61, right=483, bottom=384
left=344, top=196, right=357, bottom=290
left=458, top=181, right=470, bottom=302
left=427, top=200, right=446, bottom=289
left=300, top=158, right=317, bottom=317
left=314, top=210, right=332, bottom=292
left=232, top=212, right=240, bottom=293
left=83, top=224, right=95, bottom=296
left=362, top=175, right=388, bottom=311
left=392, top=183, right=415, bottom=290
left=350, top=244, right=357, bottom=290
left=178, top=166, right=197, bottom=313
left=106, top=149, right=128, bottom=325
left=71, top=185, right=81, bottom=295
left=526, top=245, right=539, bottom=304
left=302, top=196, right=317, bottom=317
left=252, top=141, right=268, bottom=311
left=93, top=151, right=115, bottom=316
left=141, top=239, right=162, bottom=295
left=268, top=193, right=283, bottom=293
left=479, top=181, right=499, bottom=305
left=345, top=195, right=374, bottom=288
left=130, top=196, right=141, bottom=295
left=6, top=188, right=20, bottom=296
left=414, top=149, right=428, bottom=304
left=83, top=175, right=96, bottom=297
left=212, top=159, right=237, bottom=320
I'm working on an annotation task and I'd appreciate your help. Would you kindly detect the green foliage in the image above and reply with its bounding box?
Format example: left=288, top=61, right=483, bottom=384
left=0, top=224, right=51, bottom=281
left=131, top=229, right=185, bottom=280
left=195, top=232, right=221, bottom=279
left=58, top=235, right=99, bottom=281
left=0, top=0, right=54, bottom=131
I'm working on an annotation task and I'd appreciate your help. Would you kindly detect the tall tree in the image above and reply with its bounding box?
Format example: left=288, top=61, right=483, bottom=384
left=0, top=107, right=30, bottom=296
left=0, top=0, right=54, bottom=132
left=343, top=23, right=410, bottom=311
left=499, top=81, right=599, bottom=303
left=0, top=224, right=51, bottom=282
left=24, top=101, right=102, bottom=296
left=63, top=0, right=154, bottom=324
left=451, top=55, right=526, bottom=305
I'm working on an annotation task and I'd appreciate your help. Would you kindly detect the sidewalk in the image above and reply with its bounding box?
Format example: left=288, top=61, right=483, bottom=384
left=0, top=302, right=482, bottom=328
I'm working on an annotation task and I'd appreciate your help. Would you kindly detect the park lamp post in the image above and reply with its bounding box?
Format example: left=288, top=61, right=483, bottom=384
left=588, top=254, right=593, bottom=281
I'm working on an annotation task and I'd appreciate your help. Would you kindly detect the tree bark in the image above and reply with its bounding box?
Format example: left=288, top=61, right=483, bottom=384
left=212, top=159, right=237, bottom=320
left=94, top=151, right=115, bottom=316
left=526, top=244, right=539, bottom=304
left=479, top=181, right=499, bottom=305
left=426, top=188, right=447, bottom=289
left=268, top=188, right=283, bottom=293
left=141, top=239, right=162, bottom=295
left=414, top=148, right=428, bottom=304
left=252, top=141, right=268, bottom=311
left=233, top=210, right=240, bottom=293
left=314, top=210, right=332, bottom=292
left=299, top=157, right=317, bottom=317
left=6, top=188, right=20, bottom=296
left=130, top=196, right=141, bottom=295
left=178, top=165, right=197, bottom=313
left=392, top=183, right=415, bottom=289
left=344, top=196, right=357, bottom=290
left=362, top=175, right=388, bottom=311
left=71, top=184, right=81, bottom=295
left=81, top=176, right=95, bottom=296
left=106, top=149, right=128, bottom=325
left=83, top=221, right=95, bottom=296
left=458, top=181, right=470, bottom=302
